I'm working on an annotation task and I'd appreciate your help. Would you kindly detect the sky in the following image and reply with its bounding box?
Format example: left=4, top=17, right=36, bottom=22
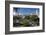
left=13, top=8, right=39, bottom=15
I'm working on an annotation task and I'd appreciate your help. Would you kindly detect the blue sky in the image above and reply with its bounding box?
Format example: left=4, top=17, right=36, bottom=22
left=14, top=8, right=39, bottom=15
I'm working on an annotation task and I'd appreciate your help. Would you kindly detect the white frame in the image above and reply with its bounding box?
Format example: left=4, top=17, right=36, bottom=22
left=10, top=4, right=43, bottom=31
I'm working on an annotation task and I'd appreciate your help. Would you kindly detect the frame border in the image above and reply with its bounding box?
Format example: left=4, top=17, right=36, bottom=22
left=5, top=1, right=45, bottom=34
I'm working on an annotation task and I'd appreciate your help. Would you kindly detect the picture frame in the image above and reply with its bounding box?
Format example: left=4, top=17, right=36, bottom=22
left=5, top=1, right=45, bottom=34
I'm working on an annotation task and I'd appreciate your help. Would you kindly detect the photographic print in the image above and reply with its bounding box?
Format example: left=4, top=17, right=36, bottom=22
left=13, top=8, right=39, bottom=27
left=5, top=1, right=45, bottom=34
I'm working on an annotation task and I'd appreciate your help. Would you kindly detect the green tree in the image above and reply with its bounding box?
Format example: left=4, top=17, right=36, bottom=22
left=29, top=15, right=39, bottom=26
left=20, top=19, right=29, bottom=26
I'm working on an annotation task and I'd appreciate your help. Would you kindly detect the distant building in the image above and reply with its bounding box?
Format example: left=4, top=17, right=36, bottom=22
left=29, top=10, right=39, bottom=17
left=13, top=9, right=39, bottom=18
